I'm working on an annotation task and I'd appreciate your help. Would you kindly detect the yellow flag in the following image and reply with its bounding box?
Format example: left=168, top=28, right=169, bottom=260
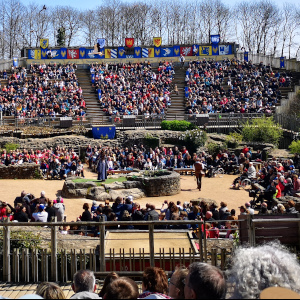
left=35, top=50, right=41, bottom=60
left=148, top=48, right=154, bottom=58
left=199, top=46, right=212, bottom=56
left=153, top=37, right=162, bottom=47
left=105, top=49, right=111, bottom=59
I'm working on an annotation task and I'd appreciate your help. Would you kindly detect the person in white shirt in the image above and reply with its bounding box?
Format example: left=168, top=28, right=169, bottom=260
left=32, top=205, right=48, bottom=222
left=247, top=162, right=257, bottom=179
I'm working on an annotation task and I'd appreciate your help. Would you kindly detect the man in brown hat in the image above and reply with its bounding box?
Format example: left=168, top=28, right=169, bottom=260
left=194, top=158, right=205, bottom=191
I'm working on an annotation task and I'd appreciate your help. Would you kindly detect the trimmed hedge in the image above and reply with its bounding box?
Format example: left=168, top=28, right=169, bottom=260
left=161, top=120, right=196, bottom=131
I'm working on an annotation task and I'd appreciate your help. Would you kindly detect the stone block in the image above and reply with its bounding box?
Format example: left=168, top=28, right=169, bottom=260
left=104, top=182, right=125, bottom=190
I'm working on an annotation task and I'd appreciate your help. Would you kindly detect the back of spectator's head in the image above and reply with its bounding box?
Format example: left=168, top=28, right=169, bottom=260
left=41, top=191, right=46, bottom=197
left=36, top=282, right=66, bottom=299
left=205, top=211, right=213, bottom=219
left=227, top=243, right=300, bottom=299
left=39, top=205, right=45, bottom=212
left=99, top=272, right=119, bottom=297
left=83, top=203, right=89, bottom=210
left=105, top=277, right=139, bottom=299
left=142, top=267, right=168, bottom=294
left=288, top=200, right=295, bottom=208
left=184, top=262, right=226, bottom=299
left=220, top=202, right=227, bottom=208
left=168, top=267, right=189, bottom=299
left=72, top=269, right=96, bottom=293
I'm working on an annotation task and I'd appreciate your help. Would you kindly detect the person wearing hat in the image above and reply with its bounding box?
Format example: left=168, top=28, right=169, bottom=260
left=91, top=201, right=98, bottom=213
left=32, top=204, right=48, bottom=222
left=245, top=202, right=254, bottom=215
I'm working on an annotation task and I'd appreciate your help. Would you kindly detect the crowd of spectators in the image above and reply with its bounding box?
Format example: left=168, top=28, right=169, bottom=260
left=0, top=147, right=85, bottom=179
left=90, top=62, right=174, bottom=118
left=0, top=191, right=65, bottom=223
left=0, top=63, right=86, bottom=119
left=185, top=59, right=292, bottom=115
left=8, top=243, right=300, bottom=299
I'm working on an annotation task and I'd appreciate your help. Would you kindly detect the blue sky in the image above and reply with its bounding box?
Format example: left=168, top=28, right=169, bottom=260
left=21, top=0, right=300, bottom=11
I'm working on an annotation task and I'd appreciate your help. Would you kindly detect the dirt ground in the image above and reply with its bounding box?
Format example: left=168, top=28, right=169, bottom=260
left=105, top=232, right=192, bottom=254
left=0, top=166, right=249, bottom=221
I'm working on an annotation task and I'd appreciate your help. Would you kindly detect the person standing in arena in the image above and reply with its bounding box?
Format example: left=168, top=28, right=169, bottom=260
left=194, top=158, right=205, bottom=191
left=97, top=151, right=107, bottom=182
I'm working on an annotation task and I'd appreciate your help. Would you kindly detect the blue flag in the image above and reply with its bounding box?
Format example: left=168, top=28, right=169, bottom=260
left=211, top=35, right=220, bottom=45
left=244, top=52, right=248, bottom=62
left=91, top=74, right=95, bottom=84
left=118, top=47, right=126, bottom=59
left=161, top=47, right=174, bottom=57
left=154, top=47, right=161, bottom=57
left=60, top=48, right=67, bottom=59
left=92, top=126, right=116, bottom=139
left=98, top=89, right=102, bottom=100
left=134, top=47, right=142, bottom=58
left=173, top=46, right=180, bottom=57
left=280, top=57, right=285, bottom=68
left=185, top=87, right=189, bottom=98
left=79, top=48, right=86, bottom=59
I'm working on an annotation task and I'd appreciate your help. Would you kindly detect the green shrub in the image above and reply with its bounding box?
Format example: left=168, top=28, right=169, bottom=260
left=0, top=230, right=42, bottom=250
left=4, top=143, right=19, bottom=152
left=224, top=132, right=243, bottom=149
left=179, top=128, right=207, bottom=153
left=143, top=133, right=160, bottom=149
left=289, top=140, right=300, bottom=154
left=241, top=116, right=283, bottom=146
left=161, top=120, right=196, bottom=131
left=207, top=143, right=221, bottom=156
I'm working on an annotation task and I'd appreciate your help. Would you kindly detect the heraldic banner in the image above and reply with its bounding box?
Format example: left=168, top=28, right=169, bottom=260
left=153, top=37, right=162, bottom=47
left=125, top=38, right=134, bottom=48
left=40, top=39, right=49, bottom=49
left=92, top=126, right=116, bottom=139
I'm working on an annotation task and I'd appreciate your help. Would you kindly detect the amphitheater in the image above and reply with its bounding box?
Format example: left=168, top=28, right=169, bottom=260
left=1, top=43, right=300, bottom=299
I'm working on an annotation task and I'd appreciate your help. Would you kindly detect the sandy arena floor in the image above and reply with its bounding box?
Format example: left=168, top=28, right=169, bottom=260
left=0, top=167, right=249, bottom=222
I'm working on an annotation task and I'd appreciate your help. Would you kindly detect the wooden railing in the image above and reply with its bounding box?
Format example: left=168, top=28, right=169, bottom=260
left=0, top=218, right=243, bottom=283
left=2, top=216, right=300, bottom=283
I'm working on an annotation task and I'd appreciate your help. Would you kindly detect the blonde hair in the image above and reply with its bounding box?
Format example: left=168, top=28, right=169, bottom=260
left=36, top=282, right=66, bottom=299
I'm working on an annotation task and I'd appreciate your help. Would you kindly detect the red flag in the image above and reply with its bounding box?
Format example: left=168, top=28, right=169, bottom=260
left=125, top=38, right=134, bottom=48
left=67, top=49, right=79, bottom=59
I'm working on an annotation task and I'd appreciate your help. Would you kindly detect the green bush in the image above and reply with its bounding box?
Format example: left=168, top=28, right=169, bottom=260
left=224, top=132, right=243, bottom=149
left=161, top=120, right=196, bottom=131
left=179, top=129, right=207, bottom=153
left=289, top=140, right=300, bottom=154
left=4, top=143, right=19, bottom=152
left=207, top=143, right=221, bottom=156
left=0, top=230, right=42, bottom=250
left=241, top=116, right=283, bottom=146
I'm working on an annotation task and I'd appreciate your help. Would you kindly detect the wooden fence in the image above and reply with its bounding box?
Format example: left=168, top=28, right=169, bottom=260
left=1, top=216, right=300, bottom=283
left=0, top=219, right=241, bottom=283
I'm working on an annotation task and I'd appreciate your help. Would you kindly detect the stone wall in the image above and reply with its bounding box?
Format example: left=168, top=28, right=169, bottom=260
left=134, top=171, right=181, bottom=197
left=0, top=163, right=42, bottom=179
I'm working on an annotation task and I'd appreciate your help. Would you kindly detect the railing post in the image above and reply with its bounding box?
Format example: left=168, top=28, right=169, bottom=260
left=149, top=222, right=155, bottom=267
left=198, top=221, right=203, bottom=262
left=51, top=217, right=58, bottom=281
left=3, top=218, right=11, bottom=282
left=100, top=217, right=106, bottom=272
left=247, top=215, right=256, bottom=247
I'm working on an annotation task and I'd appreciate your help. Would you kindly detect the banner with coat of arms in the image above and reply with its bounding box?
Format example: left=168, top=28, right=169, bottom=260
left=97, top=39, right=106, bottom=49
left=125, top=38, right=134, bottom=48
left=134, top=47, right=141, bottom=58
left=40, top=39, right=49, bottom=49
left=153, top=37, right=162, bottom=48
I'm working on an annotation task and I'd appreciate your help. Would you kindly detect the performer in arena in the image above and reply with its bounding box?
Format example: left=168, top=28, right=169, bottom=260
left=194, top=158, right=205, bottom=191
left=97, top=151, right=107, bottom=182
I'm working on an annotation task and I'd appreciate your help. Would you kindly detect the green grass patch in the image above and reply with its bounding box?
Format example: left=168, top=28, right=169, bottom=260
left=72, top=177, right=127, bottom=185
